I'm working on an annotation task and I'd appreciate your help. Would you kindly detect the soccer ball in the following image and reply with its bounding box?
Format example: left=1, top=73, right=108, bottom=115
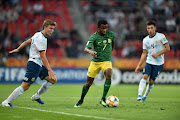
left=106, top=95, right=119, bottom=107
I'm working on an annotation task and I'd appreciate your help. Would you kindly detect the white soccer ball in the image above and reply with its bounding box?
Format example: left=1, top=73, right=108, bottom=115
left=106, top=95, right=119, bottom=107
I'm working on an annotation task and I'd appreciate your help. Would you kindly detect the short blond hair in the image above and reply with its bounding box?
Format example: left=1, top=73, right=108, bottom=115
left=43, top=19, right=57, bottom=29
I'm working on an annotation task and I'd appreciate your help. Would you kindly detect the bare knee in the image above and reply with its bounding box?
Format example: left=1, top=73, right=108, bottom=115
left=142, top=74, right=149, bottom=80
left=51, top=79, right=57, bottom=84
left=104, top=68, right=112, bottom=79
left=45, top=76, right=57, bottom=84
left=21, top=82, right=31, bottom=91
left=105, top=74, right=111, bottom=79
left=84, top=76, right=94, bottom=88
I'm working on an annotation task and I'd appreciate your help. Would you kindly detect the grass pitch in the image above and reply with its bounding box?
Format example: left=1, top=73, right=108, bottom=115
left=0, top=84, right=180, bottom=120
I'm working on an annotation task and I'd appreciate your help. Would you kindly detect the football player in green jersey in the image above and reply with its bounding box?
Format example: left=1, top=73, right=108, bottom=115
left=74, top=20, right=115, bottom=107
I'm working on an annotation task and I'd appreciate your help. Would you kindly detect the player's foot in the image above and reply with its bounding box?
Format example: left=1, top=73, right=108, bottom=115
left=100, top=98, right=108, bottom=107
left=137, top=95, right=142, bottom=101
left=31, top=95, right=44, bottom=104
left=1, top=101, right=13, bottom=107
left=74, top=100, right=83, bottom=108
left=140, top=97, right=147, bottom=102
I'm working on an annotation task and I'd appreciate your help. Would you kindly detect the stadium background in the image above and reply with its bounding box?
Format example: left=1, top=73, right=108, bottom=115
left=0, top=0, right=180, bottom=84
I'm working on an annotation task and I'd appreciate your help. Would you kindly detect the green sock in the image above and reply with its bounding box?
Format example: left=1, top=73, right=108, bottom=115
left=80, top=85, right=90, bottom=101
left=102, top=79, right=111, bottom=100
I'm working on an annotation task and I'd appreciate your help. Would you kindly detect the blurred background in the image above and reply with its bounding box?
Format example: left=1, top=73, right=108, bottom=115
left=0, top=0, right=180, bottom=84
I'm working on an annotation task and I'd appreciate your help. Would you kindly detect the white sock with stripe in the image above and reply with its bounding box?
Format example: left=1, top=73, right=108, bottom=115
left=143, top=84, right=154, bottom=97
left=34, top=81, right=53, bottom=99
left=138, top=78, right=147, bottom=96
left=4, top=86, right=24, bottom=103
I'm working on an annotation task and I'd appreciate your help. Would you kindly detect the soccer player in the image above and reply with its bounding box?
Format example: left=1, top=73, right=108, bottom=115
left=1, top=19, right=57, bottom=107
left=74, top=20, right=115, bottom=107
left=135, top=20, right=170, bottom=102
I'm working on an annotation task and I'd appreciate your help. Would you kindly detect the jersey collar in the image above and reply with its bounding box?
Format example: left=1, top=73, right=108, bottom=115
left=149, top=32, right=157, bottom=38
left=97, top=31, right=108, bottom=38
left=41, top=31, right=47, bottom=38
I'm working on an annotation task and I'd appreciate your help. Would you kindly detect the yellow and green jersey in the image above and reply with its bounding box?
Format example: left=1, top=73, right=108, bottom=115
left=86, top=31, right=115, bottom=62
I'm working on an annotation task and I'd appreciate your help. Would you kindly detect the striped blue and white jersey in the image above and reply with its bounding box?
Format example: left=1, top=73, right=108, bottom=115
left=28, top=32, right=47, bottom=66
left=143, top=32, right=168, bottom=65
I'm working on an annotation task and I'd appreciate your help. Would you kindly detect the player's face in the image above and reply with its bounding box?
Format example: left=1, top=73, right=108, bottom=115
left=44, top=25, right=55, bottom=37
left=147, top=25, right=156, bottom=37
left=98, top=24, right=108, bottom=36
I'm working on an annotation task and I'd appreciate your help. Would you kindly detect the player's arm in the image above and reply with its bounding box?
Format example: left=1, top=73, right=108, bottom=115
left=40, top=51, right=57, bottom=80
left=135, top=50, right=148, bottom=73
left=112, top=38, right=115, bottom=51
left=85, top=34, right=97, bottom=57
left=9, top=39, right=31, bottom=53
left=84, top=47, right=97, bottom=57
left=152, top=43, right=170, bottom=58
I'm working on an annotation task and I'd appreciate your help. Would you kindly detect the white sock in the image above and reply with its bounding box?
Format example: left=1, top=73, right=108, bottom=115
left=34, top=81, right=53, bottom=98
left=4, top=86, right=24, bottom=103
left=143, top=84, right=154, bottom=97
left=138, top=78, right=147, bottom=96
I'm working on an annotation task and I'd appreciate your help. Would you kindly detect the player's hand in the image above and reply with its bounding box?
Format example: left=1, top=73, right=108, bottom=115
left=48, top=70, right=57, bottom=81
left=152, top=53, right=158, bottom=58
left=90, top=51, right=97, bottom=57
left=135, top=66, right=140, bottom=73
left=9, top=49, right=19, bottom=53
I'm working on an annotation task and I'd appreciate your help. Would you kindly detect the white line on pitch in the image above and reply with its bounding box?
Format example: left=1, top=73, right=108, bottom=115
left=15, top=106, right=124, bottom=120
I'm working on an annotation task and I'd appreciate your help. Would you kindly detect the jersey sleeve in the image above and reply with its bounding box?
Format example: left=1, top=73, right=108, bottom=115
left=86, top=34, right=96, bottom=48
left=161, top=34, right=168, bottom=44
left=112, top=32, right=115, bottom=40
left=35, top=37, right=46, bottom=51
left=142, top=39, right=147, bottom=50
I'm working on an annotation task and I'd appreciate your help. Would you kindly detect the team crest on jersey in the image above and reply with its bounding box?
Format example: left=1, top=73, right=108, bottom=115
left=108, top=39, right=111, bottom=43
left=103, top=40, right=107, bottom=44
left=155, top=40, right=158, bottom=43
left=31, top=77, right=35, bottom=82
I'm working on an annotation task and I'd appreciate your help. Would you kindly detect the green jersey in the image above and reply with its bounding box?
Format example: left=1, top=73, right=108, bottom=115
left=86, top=31, right=115, bottom=62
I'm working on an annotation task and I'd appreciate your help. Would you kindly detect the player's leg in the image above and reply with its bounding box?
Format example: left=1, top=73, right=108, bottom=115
left=141, top=64, right=163, bottom=102
left=137, top=63, right=152, bottom=101
left=100, top=68, right=112, bottom=106
left=137, top=74, right=149, bottom=101
left=141, top=78, right=154, bottom=102
left=74, top=62, right=100, bottom=107
left=74, top=76, right=94, bottom=107
left=1, top=61, right=39, bottom=107
left=1, top=82, right=31, bottom=107
left=31, top=66, right=57, bottom=104
left=100, top=61, right=113, bottom=107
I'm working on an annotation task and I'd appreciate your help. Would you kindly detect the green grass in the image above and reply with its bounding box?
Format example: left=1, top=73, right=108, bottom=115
left=0, top=84, right=180, bottom=120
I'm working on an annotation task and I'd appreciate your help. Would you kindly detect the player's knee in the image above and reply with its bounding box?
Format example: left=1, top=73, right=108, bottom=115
left=105, top=74, right=112, bottom=79
left=142, top=74, right=149, bottom=80
left=23, top=87, right=29, bottom=91
left=51, top=79, right=57, bottom=84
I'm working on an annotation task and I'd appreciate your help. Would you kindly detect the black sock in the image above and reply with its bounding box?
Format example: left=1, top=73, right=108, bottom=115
left=80, top=85, right=90, bottom=102
left=102, top=79, right=111, bottom=100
